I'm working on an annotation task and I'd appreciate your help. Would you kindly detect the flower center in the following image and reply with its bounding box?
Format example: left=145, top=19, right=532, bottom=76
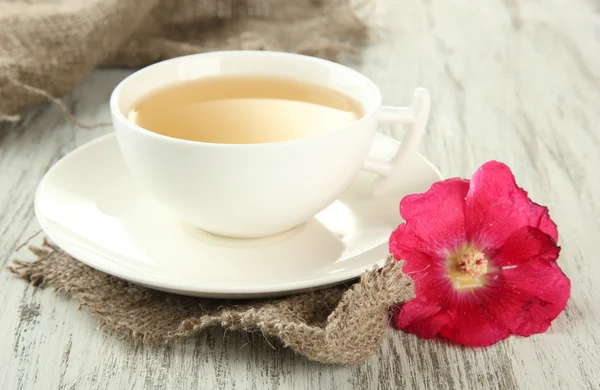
left=447, top=246, right=489, bottom=290
left=458, top=249, right=488, bottom=278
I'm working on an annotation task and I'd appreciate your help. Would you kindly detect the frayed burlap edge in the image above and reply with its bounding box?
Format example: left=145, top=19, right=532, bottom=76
left=8, top=239, right=414, bottom=365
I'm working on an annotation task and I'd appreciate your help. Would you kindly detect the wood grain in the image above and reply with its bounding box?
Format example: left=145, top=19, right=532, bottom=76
left=1, top=0, right=600, bottom=388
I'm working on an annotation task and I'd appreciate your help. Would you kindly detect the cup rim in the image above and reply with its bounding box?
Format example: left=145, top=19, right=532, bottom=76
left=109, top=50, right=382, bottom=148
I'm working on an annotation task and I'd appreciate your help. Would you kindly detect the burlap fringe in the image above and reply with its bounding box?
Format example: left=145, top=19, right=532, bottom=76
left=8, top=239, right=413, bottom=365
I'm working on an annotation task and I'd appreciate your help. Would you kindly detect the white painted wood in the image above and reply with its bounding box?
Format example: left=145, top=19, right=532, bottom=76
left=1, top=0, right=599, bottom=388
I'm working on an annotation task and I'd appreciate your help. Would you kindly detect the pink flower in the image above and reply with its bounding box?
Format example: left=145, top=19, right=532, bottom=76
left=390, top=161, right=570, bottom=346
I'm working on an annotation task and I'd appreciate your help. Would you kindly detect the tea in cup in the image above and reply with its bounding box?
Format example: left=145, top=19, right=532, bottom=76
left=110, top=51, right=430, bottom=238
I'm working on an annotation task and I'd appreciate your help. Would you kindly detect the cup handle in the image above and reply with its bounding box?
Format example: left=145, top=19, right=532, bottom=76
left=363, top=87, right=431, bottom=196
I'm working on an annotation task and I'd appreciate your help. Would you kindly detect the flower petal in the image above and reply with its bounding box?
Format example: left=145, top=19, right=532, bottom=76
left=484, top=228, right=570, bottom=336
left=538, top=210, right=559, bottom=243
left=466, top=161, right=558, bottom=250
left=501, top=262, right=570, bottom=336
left=490, top=226, right=560, bottom=267
left=390, top=233, right=450, bottom=300
left=389, top=224, right=427, bottom=260
left=395, top=282, right=512, bottom=346
left=393, top=178, right=470, bottom=256
left=393, top=299, right=451, bottom=339
left=439, top=290, right=512, bottom=346
left=390, top=227, right=456, bottom=339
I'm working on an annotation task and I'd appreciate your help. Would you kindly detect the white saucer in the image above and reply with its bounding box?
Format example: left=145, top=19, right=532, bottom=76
left=35, top=133, right=442, bottom=298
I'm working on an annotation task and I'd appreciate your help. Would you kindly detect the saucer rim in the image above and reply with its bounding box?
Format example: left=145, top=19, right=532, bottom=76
left=35, top=133, right=442, bottom=297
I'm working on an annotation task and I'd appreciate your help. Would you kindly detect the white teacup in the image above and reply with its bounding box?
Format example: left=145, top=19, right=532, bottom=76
left=110, top=51, right=430, bottom=238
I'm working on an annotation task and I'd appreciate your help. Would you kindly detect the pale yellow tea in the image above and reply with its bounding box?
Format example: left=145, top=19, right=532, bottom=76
left=128, top=75, right=364, bottom=144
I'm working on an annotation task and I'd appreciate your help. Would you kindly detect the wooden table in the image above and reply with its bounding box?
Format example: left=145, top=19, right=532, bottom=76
left=2, top=0, right=599, bottom=388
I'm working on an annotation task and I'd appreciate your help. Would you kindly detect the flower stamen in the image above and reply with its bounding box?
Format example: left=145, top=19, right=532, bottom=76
left=458, top=250, right=488, bottom=278
left=447, top=246, right=489, bottom=290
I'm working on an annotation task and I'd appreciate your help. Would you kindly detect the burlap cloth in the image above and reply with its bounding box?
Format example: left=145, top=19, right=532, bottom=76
left=0, top=0, right=370, bottom=121
left=9, top=240, right=414, bottom=364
